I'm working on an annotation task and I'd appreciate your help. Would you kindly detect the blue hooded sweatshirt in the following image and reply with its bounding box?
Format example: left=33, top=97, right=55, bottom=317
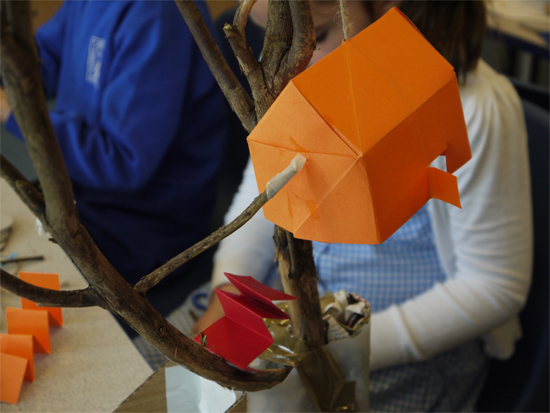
left=6, top=1, right=227, bottom=285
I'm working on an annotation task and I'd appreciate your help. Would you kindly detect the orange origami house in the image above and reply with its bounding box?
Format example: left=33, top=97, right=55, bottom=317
left=248, top=7, right=471, bottom=244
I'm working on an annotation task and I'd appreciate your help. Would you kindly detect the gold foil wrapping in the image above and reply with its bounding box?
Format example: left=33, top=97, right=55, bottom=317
left=258, top=293, right=371, bottom=412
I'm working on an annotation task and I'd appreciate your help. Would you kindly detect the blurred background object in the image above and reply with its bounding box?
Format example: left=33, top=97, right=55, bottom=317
left=476, top=77, right=549, bottom=413
left=484, top=0, right=549, bottom=85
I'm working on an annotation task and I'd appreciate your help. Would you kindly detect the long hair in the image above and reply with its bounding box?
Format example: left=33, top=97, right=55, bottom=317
left=366, top=1, right=486, bottom=82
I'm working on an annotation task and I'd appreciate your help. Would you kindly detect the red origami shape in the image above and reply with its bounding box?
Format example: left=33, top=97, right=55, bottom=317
left=194, top=273, right=296, bottom=370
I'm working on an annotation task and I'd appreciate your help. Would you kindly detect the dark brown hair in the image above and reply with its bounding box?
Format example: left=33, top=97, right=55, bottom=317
left=366, top=1, right=486, bottom=82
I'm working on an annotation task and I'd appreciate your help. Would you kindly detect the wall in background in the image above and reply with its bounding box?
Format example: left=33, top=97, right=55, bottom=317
left=30, top=0, right=63, bottom=30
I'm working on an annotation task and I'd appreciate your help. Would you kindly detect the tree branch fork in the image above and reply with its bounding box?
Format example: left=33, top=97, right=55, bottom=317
left=1, top=0, right=322, bottom=391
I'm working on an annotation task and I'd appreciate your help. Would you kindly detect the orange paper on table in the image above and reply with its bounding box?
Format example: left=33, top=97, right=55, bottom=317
left=19, top=272, right=63, bottom=326
left=6, top=308, right=51, bottom=354
left=0, top=334, right=34, bottom=382
left=0, top=352, right=28, bottom=404
left=247, top=7, right=471, bottom=244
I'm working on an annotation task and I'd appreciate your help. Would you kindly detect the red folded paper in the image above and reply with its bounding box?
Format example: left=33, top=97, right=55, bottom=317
left=194, top=273, right=296, bottom=370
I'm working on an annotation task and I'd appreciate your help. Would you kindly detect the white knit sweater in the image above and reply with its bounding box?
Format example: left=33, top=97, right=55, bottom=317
left=211, top=60, right=533, bottom=371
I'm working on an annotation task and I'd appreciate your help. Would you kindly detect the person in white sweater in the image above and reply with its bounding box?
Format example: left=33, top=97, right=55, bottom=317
left=194, top=1, right=532, bottom=410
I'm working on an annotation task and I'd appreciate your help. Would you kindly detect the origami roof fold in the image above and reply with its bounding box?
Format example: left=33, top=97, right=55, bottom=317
left=248, top=7, right=471, bottom=244
left=194, top=274, right=296, bottom=370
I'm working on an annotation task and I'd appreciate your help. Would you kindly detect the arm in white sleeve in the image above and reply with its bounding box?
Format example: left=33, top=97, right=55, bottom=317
left=369, top=62, right=533, bottom=371
left=211, top=158, right=276, bottom=291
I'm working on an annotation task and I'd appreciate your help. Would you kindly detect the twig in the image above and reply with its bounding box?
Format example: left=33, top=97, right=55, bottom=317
left=254, top=0, right=316, bottom=117
left=275, top=230, right=326, bottom=346
left=233, top=0, right=257, bottom=35
left=285, top=0, right=316, bottom=79
left=135, top=191, right=269, bottom=294
left=260, top=0, right=294, bottom=106
left=0, top=268, right=103, bottom=308
left=0, top=0, right=294, bottom=392
left=223, top=0, right=259, bottom=78
left=174, top=0, right=257, bottom=132
left=136, top=153, right=306, bottom=294
left=1, top=1, right=78, bottom=233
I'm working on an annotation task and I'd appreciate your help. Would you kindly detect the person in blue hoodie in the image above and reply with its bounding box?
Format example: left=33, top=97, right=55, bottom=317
left=0, top=1, right=227, bottom=307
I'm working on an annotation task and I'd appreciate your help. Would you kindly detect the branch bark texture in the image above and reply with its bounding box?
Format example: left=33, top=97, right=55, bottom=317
left=221, top=0, right=326, bottom=345
left=0, top=0, right=325, bottom=391
left=174, top=0, right=257, bottom=133
left=0, top=0, right=291, bottom=391
left=1, top=1, right=77, bottom=234
left=135, top=191, right=269, bottom=294
left=1, top=269, right=102, bottom=308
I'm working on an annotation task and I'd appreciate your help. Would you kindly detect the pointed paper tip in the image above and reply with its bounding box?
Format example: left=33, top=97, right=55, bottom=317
left=224, top=273, right=297, bottom=302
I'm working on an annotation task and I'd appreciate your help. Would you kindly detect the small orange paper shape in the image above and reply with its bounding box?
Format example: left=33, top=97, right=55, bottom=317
left=0, top=352, right=28, bottom=404
left=19, top=272, right=63, bottom=326
left=247, top=7, right=471, bottom=244
left=0, top=334, right=34, bottom=382
left=6, top=308, right=51, bottom=354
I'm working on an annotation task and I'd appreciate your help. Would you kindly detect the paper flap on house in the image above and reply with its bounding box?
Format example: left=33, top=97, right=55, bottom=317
left=247, top=7, right=471, bottom=244
left=194, top=274, right=296, bottom=370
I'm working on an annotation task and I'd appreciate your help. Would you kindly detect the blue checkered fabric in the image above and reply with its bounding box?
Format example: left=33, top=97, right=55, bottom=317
left=268, top=202, right=488, bottom=411
left=370, top=339, right=487, bottom=412
left=266, top=203, right=446, bottom=312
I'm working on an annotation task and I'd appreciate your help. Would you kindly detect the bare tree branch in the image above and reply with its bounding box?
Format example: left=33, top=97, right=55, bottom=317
left=174, top=0, right=257, bottom=132
left=240, top=0, right=325, bottom=346
left=247, top=0, right=315, bottom=119
left=285, top=0, right=316, bottom=79
left=114, top=297, right=292, bottom=391
left=1, top=0, right=315, bottom=391
left=274, top=228, right=326, bottom=346
left=1, top=1, right=78, bottom=235
left=135, top=191, right=269, bottom=294
left=223, top=0, right=260, bottom=79
left=233, top=0, right=257, bottom=38
left=252, top=0, right=294, bottom=115
left=208, top=0, right=324, bottom=346
left=0, top=268, right=103, bottom=308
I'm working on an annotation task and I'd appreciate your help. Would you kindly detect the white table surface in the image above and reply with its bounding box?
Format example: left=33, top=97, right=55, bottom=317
left=1, top=181, right=153, bottom=412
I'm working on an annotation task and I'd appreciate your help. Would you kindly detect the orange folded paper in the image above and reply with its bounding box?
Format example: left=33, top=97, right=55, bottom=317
left=0, top=334, right=34, bottom=382
left=6, top=308, right=51, bottom=354
left=19, top=272, right=63, bottom=326
left=247, top=7, right=471, bottom=244
left=0, top=352, right=28, bottom=404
